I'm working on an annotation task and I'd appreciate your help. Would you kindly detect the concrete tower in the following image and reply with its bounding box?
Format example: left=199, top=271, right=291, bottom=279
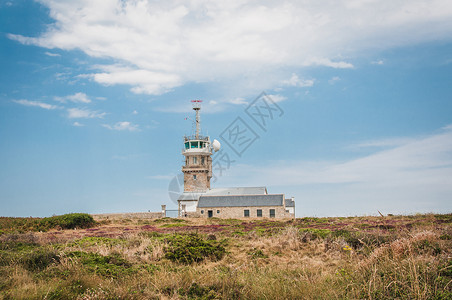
left=182, top=100, right=212, bottom=192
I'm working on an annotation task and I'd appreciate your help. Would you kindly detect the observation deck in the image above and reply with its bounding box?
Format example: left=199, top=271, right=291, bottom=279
left=182, top=135, right=212, bottom=155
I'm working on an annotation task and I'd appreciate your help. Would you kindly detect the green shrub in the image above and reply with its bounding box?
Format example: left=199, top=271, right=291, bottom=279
left=0, top=241, right=41, bottom=267
left=439, top=234, right=451, bottom=240
left=0, top=213, right=95, bottom=234
left=299, top=228, right=332, bottom=240
left=178, top=282, right=220, bottom=299
left=153, top=217, right=187, bottom=224
left=22, top=248, right=60, bottom=271
left=164, top=233, right=226, bottom=264
left=248, top=248, right=268, bottom=259
left=139, top=231, right=165, bottom=239
left=160, top=223, right=187, bottom=228
left=67, top=251, right=134, bottom=278
left=68, top=236, right=123, bottom=248
left=41, top=213, right=96, bottom=230
left=331, top=230, right=392, bottom=251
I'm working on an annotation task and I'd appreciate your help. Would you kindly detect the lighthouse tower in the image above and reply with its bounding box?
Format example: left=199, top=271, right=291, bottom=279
left=182, top=100, right=213, bottom=192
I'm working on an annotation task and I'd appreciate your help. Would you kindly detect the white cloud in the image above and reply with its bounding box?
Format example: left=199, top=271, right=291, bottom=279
left=67, top=108, right=106, bottom=119
left=13, top=99, right=59, bottom=110
left=234, top=127, right=452, bottom=186
left=217, top=125, right=452, bottom=215
left=89, top=65, right=181, bottom=95
left=266, top=94, right=287, bottom=103
left=55, top=92, right=91, bottom=103
left=282, top=73, right=314, bottom=87
left=350, top=137, right=418, bottom=149
left=328, top=76, right=340, bottom=84
left=228, top=97, right=248, bottom=105
left=9, top=1, right=452, bottom=95
left=304, top=58, right=354, bottom=69
left=371, top=60, right=384, bottom=65
left=132, top=110, right=138, bottom=115
left=72, top=121, right=84, bottom=127
left=44, top=51, right=60, bottom=57
left=102, top=121, right=139, bottom=131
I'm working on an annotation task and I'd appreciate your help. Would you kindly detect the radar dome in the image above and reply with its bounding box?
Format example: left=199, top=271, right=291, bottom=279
left=212, top=139, right=221, bottom=152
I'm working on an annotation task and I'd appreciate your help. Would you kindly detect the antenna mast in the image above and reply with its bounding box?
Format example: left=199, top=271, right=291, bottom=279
left=191, top=100, right=202, bottom=138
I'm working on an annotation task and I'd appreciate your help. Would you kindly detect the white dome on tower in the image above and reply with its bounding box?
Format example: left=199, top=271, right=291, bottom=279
left=212, top=139, right=221, bottom=152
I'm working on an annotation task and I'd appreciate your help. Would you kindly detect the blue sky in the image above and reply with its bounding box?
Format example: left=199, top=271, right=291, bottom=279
left=1, top=0, right=452, bottom=217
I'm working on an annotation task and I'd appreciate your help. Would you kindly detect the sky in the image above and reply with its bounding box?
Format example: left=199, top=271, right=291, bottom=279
left=1, top=0, right=452, bottom=217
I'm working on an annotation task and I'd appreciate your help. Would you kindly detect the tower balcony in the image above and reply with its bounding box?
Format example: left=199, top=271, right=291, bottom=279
left=182, top=135, right=212, bottom=155
left=182, top=147, right=212, bottom=155
left=182, top=165, right=209, bottom=172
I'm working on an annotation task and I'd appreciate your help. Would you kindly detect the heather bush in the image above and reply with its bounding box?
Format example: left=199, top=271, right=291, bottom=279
left=164, top=233, right=226, bottom=264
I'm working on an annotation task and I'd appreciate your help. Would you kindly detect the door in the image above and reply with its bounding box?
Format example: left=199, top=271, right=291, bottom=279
left=208, top=210, right=213, bottom=218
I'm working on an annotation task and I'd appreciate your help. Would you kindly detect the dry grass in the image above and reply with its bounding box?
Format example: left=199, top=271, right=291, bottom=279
left=0, top=213, right=451, bottom=299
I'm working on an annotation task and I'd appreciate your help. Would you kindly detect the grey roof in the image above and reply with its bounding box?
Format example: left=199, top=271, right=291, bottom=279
left=178, top=186, right=267, bottom=201
left=178, top=192, right=204, bottom=201
left=206, top=186, right=267, bottom=196
left=285, top=198, right=295, bottom=207
left=198, top=194, right=284, bottom=208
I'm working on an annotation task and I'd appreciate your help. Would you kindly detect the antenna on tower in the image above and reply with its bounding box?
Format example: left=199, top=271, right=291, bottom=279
left=191, top=100, right=202, bottom=138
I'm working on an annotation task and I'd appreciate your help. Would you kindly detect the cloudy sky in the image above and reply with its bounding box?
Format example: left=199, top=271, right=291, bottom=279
left=1, top=0, right=451, bottom=217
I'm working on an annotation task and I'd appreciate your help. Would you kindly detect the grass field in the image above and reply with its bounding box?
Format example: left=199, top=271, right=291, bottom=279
left=0, top=213, right=451, bottom=299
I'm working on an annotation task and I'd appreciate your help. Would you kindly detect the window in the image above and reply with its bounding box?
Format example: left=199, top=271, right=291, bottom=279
left=201, top=157, right=205, bottom=165
left=217, top=210, right=220, bottom=214
left=244, top=209, right=250, bottom=217
left=184, top=142, right=189, bottom=149
left=269, top=209, right=276, bottom=218
left=257, top=209, right=262, bottom=217
left=193, top=157, right=197, bottom=164
left=201, top=210, right=204, bottom=214
left=193, top=175, right=197, bottom=180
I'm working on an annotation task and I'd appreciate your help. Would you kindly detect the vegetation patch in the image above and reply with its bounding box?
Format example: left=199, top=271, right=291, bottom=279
left=299, top=228, right=332, bottom=240
left=248, top=248, right=268, bottom=259
left=67, top=236, right=124, bottom=248
left=160, top=223, right=188, bottom=228
left=139, top=231, right=165, bottom=239
left=0, top=213, right=96, bottom=234
left=153, top=217, right=188, bottom=224
left=67, top=251, right=134, bottom=278
left=0, top=213, right=451, bottom=299
left=164, top=233, right=226, bottom=264
left=22, top=248, right=60, bottom=271
left=178, top=282, right=220, bottom=299
left=0, top=241, right=59, bottom=272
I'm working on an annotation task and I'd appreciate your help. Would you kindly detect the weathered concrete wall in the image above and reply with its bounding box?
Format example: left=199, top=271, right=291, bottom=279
left=196, top=206, right=294, bottom=219
left=92, top=212, right=163, bottom=221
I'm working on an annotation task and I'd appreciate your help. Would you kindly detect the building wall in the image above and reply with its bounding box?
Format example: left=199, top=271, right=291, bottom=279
left=182, top=155, right=212, bottom=192
left=196, top=206, right=294, bottom=219
left=92, top=212, right=162, bottom=220
left=183, top=170, right=210, bottom=192
left=178, top=200, right=198, bottom=213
